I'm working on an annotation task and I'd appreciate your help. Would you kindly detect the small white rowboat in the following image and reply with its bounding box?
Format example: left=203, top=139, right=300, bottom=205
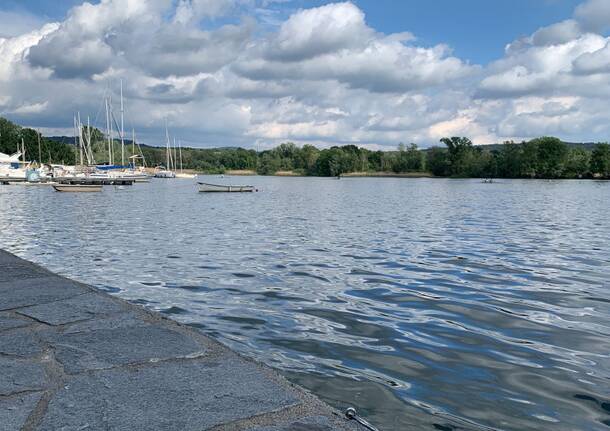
left=53, top=184, right=103, bottom=192
left=198, top=182, right=255, bottom=193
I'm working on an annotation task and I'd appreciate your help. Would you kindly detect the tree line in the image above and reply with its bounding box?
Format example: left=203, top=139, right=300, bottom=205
left=0, top=118, right=74, bottom=164
left=1, top=117, right=609, bottom=178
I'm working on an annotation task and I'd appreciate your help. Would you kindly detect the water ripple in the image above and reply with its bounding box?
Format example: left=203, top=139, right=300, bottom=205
left=1, top=177, right=609, bottom=430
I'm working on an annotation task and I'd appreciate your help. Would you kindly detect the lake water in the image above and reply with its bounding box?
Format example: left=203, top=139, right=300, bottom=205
left=1, top=177, right=609, bottom=430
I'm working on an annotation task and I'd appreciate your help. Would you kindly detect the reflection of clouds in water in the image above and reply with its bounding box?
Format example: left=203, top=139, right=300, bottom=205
left=0, top=178, right=609, bottom=431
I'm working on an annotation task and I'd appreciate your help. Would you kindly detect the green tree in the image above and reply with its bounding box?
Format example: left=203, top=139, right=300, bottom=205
left=591, top=143, right=610, bottom=178
left=532, top=137, right=568, bottom=178
left=426, top=147, right=450, bottom=176
left=565, top=147, right=590, bottom=178
left=440, top=136, right=476, bottom=176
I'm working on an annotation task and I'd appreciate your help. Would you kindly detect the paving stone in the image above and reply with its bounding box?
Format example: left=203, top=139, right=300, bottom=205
left=0, top=263, right=49, bottom=282
left=0, top=357, right=47, bottom=396
left=247, top=416, right=336, bottom=431
left=0, top=312, right=31, bottom=331
left=0, top=328, right=42, bottom=357
left=43, top=324, right=206, bottom=373
left=0, top=277, right=85, bottom=311
left=61, top=310, right=145, bottom=334
left=16, top=293, right=127, bottom=326
left=38, top=357, right=299, bottom=431
left=0, top=392, right=43, bottom=431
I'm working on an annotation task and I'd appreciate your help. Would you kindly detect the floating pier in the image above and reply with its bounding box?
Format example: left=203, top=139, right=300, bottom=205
left=54, top=177, right=135, bottom=186
left=0, top=250, right=358, bottom=430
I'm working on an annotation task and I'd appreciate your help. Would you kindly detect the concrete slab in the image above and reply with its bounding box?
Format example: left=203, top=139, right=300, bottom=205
left=39, top=358, right=299, bottom=431
left=0, top=392, right=43, bottom=431
left=0, top=312, right=31, bottom=331
left=42, top=324, right=206, bottom=373
left=0, top=278, right=85, bottom=311
left=17, top=292, right=127, bottom=326
left=0, top=357, right=48, bottom=396
left=0, top=328, right=42, bottom=357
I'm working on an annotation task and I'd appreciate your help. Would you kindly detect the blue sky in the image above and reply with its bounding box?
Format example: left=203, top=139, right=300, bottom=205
left=5, top=0, right=585, bottom=63
left=2, top=0, right=610, bottom=147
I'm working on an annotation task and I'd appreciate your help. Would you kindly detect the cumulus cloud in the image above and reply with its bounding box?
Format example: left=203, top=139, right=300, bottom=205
left=235, top=3, right=474, bottom=94
left=3, top=0, right=610, bottom=148
left=267, top=2, right=373, bottom=62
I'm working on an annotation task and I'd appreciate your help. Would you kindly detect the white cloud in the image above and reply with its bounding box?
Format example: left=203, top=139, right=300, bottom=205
left=2, top=0, right=610, bottom=149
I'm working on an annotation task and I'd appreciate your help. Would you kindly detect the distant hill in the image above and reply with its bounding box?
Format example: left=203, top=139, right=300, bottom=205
left=474, top=141, right=599, bottom=152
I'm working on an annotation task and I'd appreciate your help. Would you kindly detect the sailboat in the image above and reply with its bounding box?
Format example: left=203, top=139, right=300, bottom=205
left=174, top=139, right=196, bottom=179
left=154, top=121, right=176, bottom=178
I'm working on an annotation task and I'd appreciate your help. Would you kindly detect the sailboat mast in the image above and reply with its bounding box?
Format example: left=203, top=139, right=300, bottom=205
left=73, top=115, right=78, bottom=165
left=105, top=98, right=111, bottom=165
left=165, top=120, right=170, bottom=170
left=37, top=129, right=41, bottom=163
left=87, top=116, right=94, bottom=164
left=120, top=80, right=125, bottom=166
left=78, top=112, right=83, bottom=166
left=173, top=137, right=177, bottom=171
left=179, top=140, right=183, bottom=173
left=131, top=128, right=135, bottom=166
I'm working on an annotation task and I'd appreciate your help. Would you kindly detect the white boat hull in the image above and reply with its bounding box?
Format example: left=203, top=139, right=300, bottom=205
left=53, top=184, right=103, bottom=192
left=154, top=170, right=176, bottom=178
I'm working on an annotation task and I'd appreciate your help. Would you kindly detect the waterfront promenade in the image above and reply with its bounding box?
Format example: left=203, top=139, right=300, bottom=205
left=0, top=249, right=358, bottom=430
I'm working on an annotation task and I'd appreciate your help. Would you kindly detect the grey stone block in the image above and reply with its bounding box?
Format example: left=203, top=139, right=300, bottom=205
left=17, top=293, right=127, bottom=326
left=0, top=392, right=43, bottom=431
left=0, top=312, right=31, bottom=331
left=44, top=325, right=206, bottom=373
left=0, top=357, right=47, bottom=396
left=0, top=277, right=85, bottom=311
left=0, top=329, right=42, bottom=357
left=61, top=310, right=145, bottom=334
left=39, top=358, right=299, bottom=430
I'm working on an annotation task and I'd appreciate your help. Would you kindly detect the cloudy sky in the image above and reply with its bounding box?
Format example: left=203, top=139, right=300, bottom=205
left=1, top=0, right=610, bottom=149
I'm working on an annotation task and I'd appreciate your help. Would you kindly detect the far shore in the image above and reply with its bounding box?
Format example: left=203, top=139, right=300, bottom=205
left=339, top=171, right=434, bottom=178
left=212, top=170, right=435, bottom=177
left=143, top=168, right=608, bottom=180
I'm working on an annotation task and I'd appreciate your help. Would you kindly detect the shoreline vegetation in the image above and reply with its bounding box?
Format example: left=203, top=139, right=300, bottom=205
left=2, top=117, right=610, bottom=179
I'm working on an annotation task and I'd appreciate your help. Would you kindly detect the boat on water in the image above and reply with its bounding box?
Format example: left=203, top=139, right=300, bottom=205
left=198, top=182, right=255, bottom=193
left=53, top=184, right=103, bottom=192
left=154, top=168, right=176, bottom=178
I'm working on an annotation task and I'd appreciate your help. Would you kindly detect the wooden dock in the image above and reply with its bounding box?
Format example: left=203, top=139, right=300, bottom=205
left=0, top=250, right=359, bottom=431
